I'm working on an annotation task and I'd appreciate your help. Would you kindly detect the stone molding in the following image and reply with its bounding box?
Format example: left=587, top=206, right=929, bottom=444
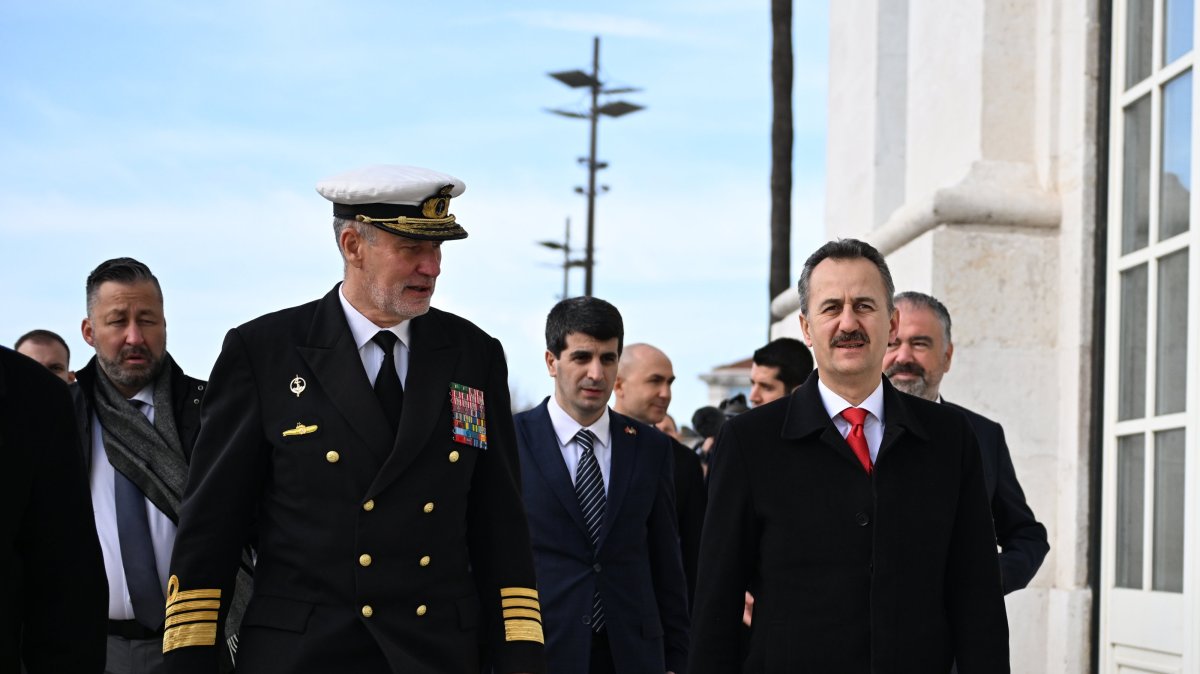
left=770, top=159, right=1061, bottom=319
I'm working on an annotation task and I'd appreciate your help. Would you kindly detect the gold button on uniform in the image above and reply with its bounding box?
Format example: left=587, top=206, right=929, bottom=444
left=361, top=605, right=373, bottom=618
left=325, top=451, right=340, bottom=463
left=416, top=604, right=427, bottom=616
left=423, top=502, right=435, bottom=514
left=419, top=555, right=431, bottom=567
left=362, top=499, right=375, bottom=512
left=359, top=554, right=372, bottom=567
left=448, top=450, right=460, bottom=463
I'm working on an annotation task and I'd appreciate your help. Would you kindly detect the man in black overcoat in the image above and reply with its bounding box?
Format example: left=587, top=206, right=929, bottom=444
left=1, top=346, right=107, bottom=673
left=612, top=342, right=706, bottom=606
left=689, top=239, right=1009, bottom=673
left=883, top=291, right=1049, bottom=593
left=164, top=165, right=545, bottom=674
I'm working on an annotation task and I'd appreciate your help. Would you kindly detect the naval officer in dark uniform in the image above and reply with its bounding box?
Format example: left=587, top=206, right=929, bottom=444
left=164, top=165, right=546, bottom=674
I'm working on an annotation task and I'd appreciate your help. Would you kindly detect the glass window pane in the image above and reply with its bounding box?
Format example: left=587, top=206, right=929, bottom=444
left=1116, top=434, right=1146, bottom=588
left=1126, top=0, right=1154, bottom=88
left=1123, top=95, right=1152, bottom=254
left=1156, top=250, right=1190, bottom=414
left=1120, top=264, right=1149, bottom=420
left=1165, top=0, right=1195, bottom=65
left=1161, top=71, right=1193, bottom=241
left=1152, top=429, right=1186, bottom=592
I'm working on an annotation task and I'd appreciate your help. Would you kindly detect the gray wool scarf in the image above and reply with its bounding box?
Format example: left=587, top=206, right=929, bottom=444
left=94, top=362, right=187, bottom=519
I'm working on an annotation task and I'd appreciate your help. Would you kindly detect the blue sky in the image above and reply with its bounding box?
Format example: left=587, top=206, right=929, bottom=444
left=0, top=1, right=828, bottom=422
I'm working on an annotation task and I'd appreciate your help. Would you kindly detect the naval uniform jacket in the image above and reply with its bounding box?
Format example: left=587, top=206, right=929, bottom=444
left=514, top=402, right=690, bottom=674
left=688, top=374, right=1008, bottom=674
left=943, top=400, right=1049, bottom=594
left=164, top=286, right=545, bottom=674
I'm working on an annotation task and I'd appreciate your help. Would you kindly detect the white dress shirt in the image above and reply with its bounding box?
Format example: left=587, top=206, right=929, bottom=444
left=339, top=285, right=411, bottom=388
left=89, top=385, right=177, bottom=620
left=817, top=379, right=887, bottom=463
left=546, top=396, right=613, bottom=494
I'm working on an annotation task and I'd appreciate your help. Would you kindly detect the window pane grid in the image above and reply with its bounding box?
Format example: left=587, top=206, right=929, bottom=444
left=1106, top=0, right=1198, bottom=605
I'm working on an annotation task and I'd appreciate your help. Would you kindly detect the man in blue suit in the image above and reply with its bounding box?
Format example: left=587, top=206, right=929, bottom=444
left=515, top=297, right=689, bottom=674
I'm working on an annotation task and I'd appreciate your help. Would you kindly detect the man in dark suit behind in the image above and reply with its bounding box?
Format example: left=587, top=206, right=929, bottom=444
left=165, top=165, right=545, bottom=674
left=689, top=239, right=1009, bottom=673
left=883, top=291, right=1049, bottom=594
left=515, top=298, right=689, bottom=674
left=1, top=346, right=107, bottom=673
left=612, top=342, right=706, bottom=607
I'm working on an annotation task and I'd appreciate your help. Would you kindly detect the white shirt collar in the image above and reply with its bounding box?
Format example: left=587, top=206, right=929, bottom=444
left=339, top=283, right=412, bottom=350
left=547, top=395, right=612, bottom=449
left=129, top=385, right=155, bottom=410
left=817, top=377, right=886, bottom=424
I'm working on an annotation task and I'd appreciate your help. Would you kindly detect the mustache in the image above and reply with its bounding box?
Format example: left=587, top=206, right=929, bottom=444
left=830, top=330, right=870, bottom=347
left=118, top=345, right=153, bottom=361
left=885, top=361, right=925, bottom=378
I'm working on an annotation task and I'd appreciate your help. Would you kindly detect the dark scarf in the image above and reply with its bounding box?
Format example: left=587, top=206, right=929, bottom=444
left=92, top=359, right=251, bottom=671
left=93, top=360, right=187, bottom=520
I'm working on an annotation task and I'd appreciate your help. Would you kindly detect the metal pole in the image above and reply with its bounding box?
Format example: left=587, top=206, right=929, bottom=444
left=562, top=216, right=571, bottom=299
left=584, top=35, right=600, bottom=297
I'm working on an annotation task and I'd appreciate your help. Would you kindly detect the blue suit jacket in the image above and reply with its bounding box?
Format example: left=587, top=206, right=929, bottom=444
left=515, top=401, right=689, bottom=673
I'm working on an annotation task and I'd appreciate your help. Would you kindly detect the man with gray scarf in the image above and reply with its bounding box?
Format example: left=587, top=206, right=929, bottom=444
left=72, top=258, right=248, bottom=673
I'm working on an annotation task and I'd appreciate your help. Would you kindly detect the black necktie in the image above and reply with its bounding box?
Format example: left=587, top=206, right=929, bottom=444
left=115, top=399, right=165, bottom=629
left=573, top=429, right=606, bottom=631
left=372, top=331, right=404, bottom=433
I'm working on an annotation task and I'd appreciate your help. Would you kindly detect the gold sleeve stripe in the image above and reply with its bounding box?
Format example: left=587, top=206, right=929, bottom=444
left=503, top=608, right=542, bottom=621
left=167, top=588, right=222, bottom=605
left=503, top=617, right=545, bottom=644
left=165, top=611, right=218, bottom=628
left=166, top=599, right=221, bottom=616
left=499, top=587, right=538, bottom=600
left=501, top=597, right=541, bottom=610
left=162, top=622, right=218, bottom=652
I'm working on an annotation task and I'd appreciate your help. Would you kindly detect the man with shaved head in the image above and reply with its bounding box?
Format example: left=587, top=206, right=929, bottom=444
left=613, top=343, right=706, bottom=606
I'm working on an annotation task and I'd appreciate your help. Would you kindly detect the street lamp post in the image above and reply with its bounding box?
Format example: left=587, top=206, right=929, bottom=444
left=546, top=36, right=644, bottom=297
left=537, top=217, right=583, bottom=300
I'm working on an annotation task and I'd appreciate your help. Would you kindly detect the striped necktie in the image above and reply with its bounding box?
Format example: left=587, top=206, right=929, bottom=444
left=573, top=428, right=606, bottom=631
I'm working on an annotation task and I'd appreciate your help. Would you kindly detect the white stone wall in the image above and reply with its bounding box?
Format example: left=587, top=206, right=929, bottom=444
left=789, top=0, right=1105, bottom=670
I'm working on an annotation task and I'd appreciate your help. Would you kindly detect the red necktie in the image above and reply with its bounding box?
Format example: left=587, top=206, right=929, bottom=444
left=840, top=407, right=872, bottom=474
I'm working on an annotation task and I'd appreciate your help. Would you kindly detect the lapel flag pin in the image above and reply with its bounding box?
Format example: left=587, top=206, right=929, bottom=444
left=624, top=426, right=637, bottom=436
left=290, top=375, right=306, bottom=397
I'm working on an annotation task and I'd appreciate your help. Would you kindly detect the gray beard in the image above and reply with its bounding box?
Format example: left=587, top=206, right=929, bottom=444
left=97, top=350, right=164, bottom=394
left=889, top=375, right=933, bottom=401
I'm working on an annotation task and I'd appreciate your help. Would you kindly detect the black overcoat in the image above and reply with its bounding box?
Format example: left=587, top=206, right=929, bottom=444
left=689, top=374, right=1009, bottom=674
left=0, top=347, right=107, bottom=673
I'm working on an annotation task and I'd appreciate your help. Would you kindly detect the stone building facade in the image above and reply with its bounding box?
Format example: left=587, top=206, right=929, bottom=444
left=771, top=1, right=1197, bottom=671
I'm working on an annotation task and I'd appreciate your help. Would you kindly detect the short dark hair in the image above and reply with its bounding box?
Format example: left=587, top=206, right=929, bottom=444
left=797, top=239, right=895, bottom=317
left=691, top=406, right=726, bottom=439
left=85, top=257, right=162, bottom=316
left=894, top=291, right=953, bottom=344
left=752, top=337, right=813, bottom=390
left=545, top=297, right=624, bottom=358
left=14, top=329, right=70, bottom=359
